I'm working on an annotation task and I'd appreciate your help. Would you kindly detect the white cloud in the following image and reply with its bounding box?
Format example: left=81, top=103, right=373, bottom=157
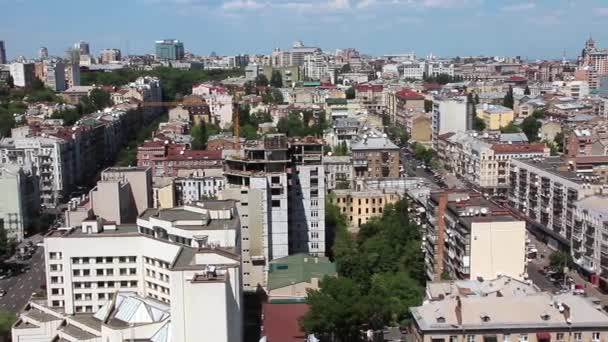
left=500, top=2, right=536, bottom=12
left=595, top=7, right=608, bottom=16
left=222, top=0, right=265, bottom=10
left=419, top=0, right=481, bottom=9
left=356, top=0, right=376, bottom=8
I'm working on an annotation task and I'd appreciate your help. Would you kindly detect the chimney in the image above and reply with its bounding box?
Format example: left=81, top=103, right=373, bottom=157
left=455, top=296, right=463, bottom=326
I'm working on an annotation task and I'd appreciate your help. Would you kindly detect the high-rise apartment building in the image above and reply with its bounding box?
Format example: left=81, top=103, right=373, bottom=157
left=221, top=134, right=325, bottom=291
left=9, top=62, right=35, bottom=88
left=43, top=60, right=67, bottom=91
left=65, top=62, right=80, bottom=88
left=12, top=200, right=243, bottom=342
left=155, top=39, right=185, bottom=61
left=0, top=40, right=6, bottom=64
left=431, top=95, right=471, bottom=149
left=100, top=48, right=122, bottom=64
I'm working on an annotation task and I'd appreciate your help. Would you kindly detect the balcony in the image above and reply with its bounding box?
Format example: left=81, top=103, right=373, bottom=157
left=353, top=159, right=368, bottom=167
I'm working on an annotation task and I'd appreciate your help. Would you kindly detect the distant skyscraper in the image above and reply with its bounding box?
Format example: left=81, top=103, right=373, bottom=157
left=155, top=39, right=185, bottom=60
left=74, top=40, right=90, bottom=55
left=38, top=47, right=48, bottom=60
left=0, top=41, right=6, bottom=64
left=9, top=62, right=35, bottom=88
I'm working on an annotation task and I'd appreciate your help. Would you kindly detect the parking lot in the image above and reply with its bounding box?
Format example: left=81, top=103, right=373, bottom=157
left=0, top=237, right=46, bottom=313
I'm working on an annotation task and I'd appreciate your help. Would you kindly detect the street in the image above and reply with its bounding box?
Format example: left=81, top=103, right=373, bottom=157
left=0, top=241, right=46, bottom=313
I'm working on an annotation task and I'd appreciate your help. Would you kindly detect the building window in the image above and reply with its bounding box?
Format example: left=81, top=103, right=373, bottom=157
left=467, top=335, right=475, bottom=342
left=503, top=334, right=510, bottom=342
left=272, top=200, right=281, bottom=207
left=573, top=333, right=582, bottom=342
left=450, top=336, right=458, bottom=342
left=519, top=334, right=528, bottom=342
left=592, top=333, right=600, bottom=342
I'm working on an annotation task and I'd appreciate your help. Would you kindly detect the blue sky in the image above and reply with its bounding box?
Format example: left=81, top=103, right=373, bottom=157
left=1, top=0, right=608, bottom=59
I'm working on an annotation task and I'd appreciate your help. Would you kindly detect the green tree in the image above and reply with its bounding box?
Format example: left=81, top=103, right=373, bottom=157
left=6, top=75, right=14, bottom=89
left=340, top=64, right=352, bottom=74
left=424, top=99, right=433, bottom=113
left=524, top=85, right=531, bottom=95
left=503, top=86, right=514, bottom=109
left=88, top=88, right=113, bottom=111
left=255, top=74, right=269, bottom=87
left=51, top=107, right=81, bottom=125
left=345, top=86, right=355, bottom=100
left=554, top=131, right=565, bottom=152
left=521, top=116, right=542, bottom=142
left=240, top=123, right=258, bottom=139
left=0, top=309, right=16, bottom=337
left=190, top=122, right=207, bottom=149
left=532, top=108, right=546, bottom=119
left=270, top=70, right=283, bottom=88
left=474, top=93, right=480, bottom=105
left=0, top=227, right=9, bottom=257
left=263, top=88, right=284, bottom=104
left=500, top=122, right=521, bottom=134
left=549, top=251, right=573, bottom=271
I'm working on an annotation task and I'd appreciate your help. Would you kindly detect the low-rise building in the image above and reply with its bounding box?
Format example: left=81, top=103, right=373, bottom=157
left=137, top=140, right=223, bottom=177
left=330, top=188, right=400, bottom=231
left=323, top=155, right=352, bottom=190
left=476, top=103, right=514, bottom=130
left=61, top=86, right=95, bottom=105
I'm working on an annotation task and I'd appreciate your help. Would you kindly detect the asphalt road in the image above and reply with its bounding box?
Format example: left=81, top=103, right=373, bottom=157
left=527, top=262, right=559, bottom=292
left=0, top=246, right=46, bottom=313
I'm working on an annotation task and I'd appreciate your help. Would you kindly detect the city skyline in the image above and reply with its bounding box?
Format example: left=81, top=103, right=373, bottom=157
left=1, top=0, right=608, bottom=60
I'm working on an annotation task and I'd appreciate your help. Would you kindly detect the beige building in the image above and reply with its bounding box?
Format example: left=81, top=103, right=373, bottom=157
left=424, top=191, right=526, bottom=281
left=411, top=113, right=432, bottom=146
left=411, top=292, right=608, bottom=342
left=351, top=135, right=400, bottom=179
left=476, top=103, right=514, bottom=130
left=331, top=189, right=400, bottom=231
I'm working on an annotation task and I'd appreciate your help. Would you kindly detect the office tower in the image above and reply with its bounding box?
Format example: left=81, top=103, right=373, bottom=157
left=38, top=46, right=48, bottom=59
left=43, top=60, right=67, bottom=91
left=100, top=48, right=122, bottom=63
left=155, top=39, right=185, bottom=60
left=74, top=40, right=90, bottom=55
left=8, top=62, right=35, bottom=88
left=0, top=40, right=6, bottom=64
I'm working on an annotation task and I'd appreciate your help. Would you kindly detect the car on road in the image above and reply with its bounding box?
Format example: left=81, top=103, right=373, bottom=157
left=0, top=289, right=6, bottom=297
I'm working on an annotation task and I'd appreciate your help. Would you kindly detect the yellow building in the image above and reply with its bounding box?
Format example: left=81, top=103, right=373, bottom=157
left=331, top=189, right=400, bottom=232
left=476, top=103, right=514, bottom=130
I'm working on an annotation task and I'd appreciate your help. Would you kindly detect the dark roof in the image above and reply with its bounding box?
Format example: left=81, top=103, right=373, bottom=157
left=262, top=303, right=309, bottom=342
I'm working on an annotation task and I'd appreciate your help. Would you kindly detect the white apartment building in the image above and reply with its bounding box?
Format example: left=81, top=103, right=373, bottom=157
left=0, top=136, right=74, bottom=207
left=207, top=93, right=234, bottom=128
left=426, top=61, right=455, bottom=77
left=43, top=61, right=67, bottom=91
left=9, top=62, right=35, bottom=88
left=13, top=200, right=243, bottom=342
left=289, top=164, right=325, bottom=256
left=424, top=191, right=527, bottom=281
left=175, top=175, right=226, bottom=204
left=125, top=77, right=163, bottom=122
left=0, top=165, right=39, bottom=241
left=508, top=157, right=606, bottom=250
left=552, top=80, right=590, bottom=99
left=304, top=52, right=333, bottom=81
left=431, top=96, right=470, bottom=148
left=402, top=61, right=426, bottom=80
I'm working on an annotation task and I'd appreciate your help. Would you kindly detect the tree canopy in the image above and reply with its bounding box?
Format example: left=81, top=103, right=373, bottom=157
left=277, top=110, right=327, bottom=137
left=255, top=74, right=269, bottom=87
left=301, top=198, right=425, bottom=341
left=521, top=116, right=542, bottom=142
left=270, top=71, right=283, bottom=88
left=500, top=122, right=521, bottom=134
left=503, top=86, right=514, bottom=109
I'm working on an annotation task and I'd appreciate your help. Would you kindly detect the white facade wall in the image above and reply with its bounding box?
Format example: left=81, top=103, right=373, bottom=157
left=206, top=93, right=234, bottom=128
left=290, top=165, right=325, bottom=256
left=432, top=97, right=469, bottom=148
left=177, top=176, right=225, bottom=204
left=9, top=62, right=35, bottom=88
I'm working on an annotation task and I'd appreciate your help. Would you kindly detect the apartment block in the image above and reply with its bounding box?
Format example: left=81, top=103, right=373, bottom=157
left=476, top=103, right=514, bottom=130
left=323, top=155, right=352, bottom=190
left=331, top=189, right=400, bottom=232
left=571, top=195, right=608, bottom=288
left=14, top=200, right=242, bottom=342
left=0, top=165, right=40, bottom=241
left=137, top=140, right=223, bottom=177
left=432, top=96, right=470, bottom=149
left=438, top=131, right=549, bottom=195
left=508, top=157, right=605, bottom=250
left=386, top=88, right=425, bottom=127
left=9, top=62, right=35, bottom=88
left=43, top=60, right=67, bottom=91
left=424, top=191, right=526, bottom=281
left=351, top=135, right=400, bottom=178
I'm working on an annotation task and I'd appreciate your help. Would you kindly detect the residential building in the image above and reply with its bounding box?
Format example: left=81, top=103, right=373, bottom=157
left=387, top=88, right=425, bottom=127
left=508, top=157, right=606, bottom=250
left=432, top=96, right=470, bottom=148
left=62, top=86, right=95, bottom=105
left=100, top=48, right=122, bottom=64
left=90, top=167, right=152, bottom=221
left=155, top=39, right=185, bottom=60
left=572, top=195, right=608, bottom=288
left=351, top=135, right=400, bottom=178
left=38, top=47, right=48, bottom=60
left=137, top=141, right=223, bottom=177
left=411, top=113, right=433, bottom=146
left=245, top=63, right=262, bottom=80
left=402, top=61, right=426, bottom=80
left=324, top=117, right=360, bottom=147
left=175, top=173, right=226, bottom=204
left=74, top=40, right=90, bottom=55
left=290, top=41, right=321, bottom=66
left=331, top=188, right=400, bottom=231
left=476, top=103, right=514, bottom=130
left=262, top=65, right=301, bottom=87
left=43, top=61, right=67, bottom=91
left=323, top=155, right=352, bottom=190
left=9, top=62, right=35, bottom=88
left=410, top=292, right=608, bottom=342
left=65, top=62, right=80, bottom=88
left=438, top=131, right=549, bottom=194
left=0, top=165, right=40, bottom=241
left=13, top=200, right=242, bottom=342
left=356, top=84, right=384, bottom=114
left=423, top=191, right=527, bottom=281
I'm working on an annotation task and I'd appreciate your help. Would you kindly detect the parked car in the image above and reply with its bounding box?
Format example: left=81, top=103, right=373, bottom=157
left=0, top=289, right=6, bottom=297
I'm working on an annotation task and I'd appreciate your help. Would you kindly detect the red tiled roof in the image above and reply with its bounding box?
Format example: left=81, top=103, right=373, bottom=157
left=423, top=82, right=441, bottom=91
left=261, top=303, right=309, bottom=342
left=491, top=143, right=547, bottom=153
left=396, top=88, right=424, bottom=99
